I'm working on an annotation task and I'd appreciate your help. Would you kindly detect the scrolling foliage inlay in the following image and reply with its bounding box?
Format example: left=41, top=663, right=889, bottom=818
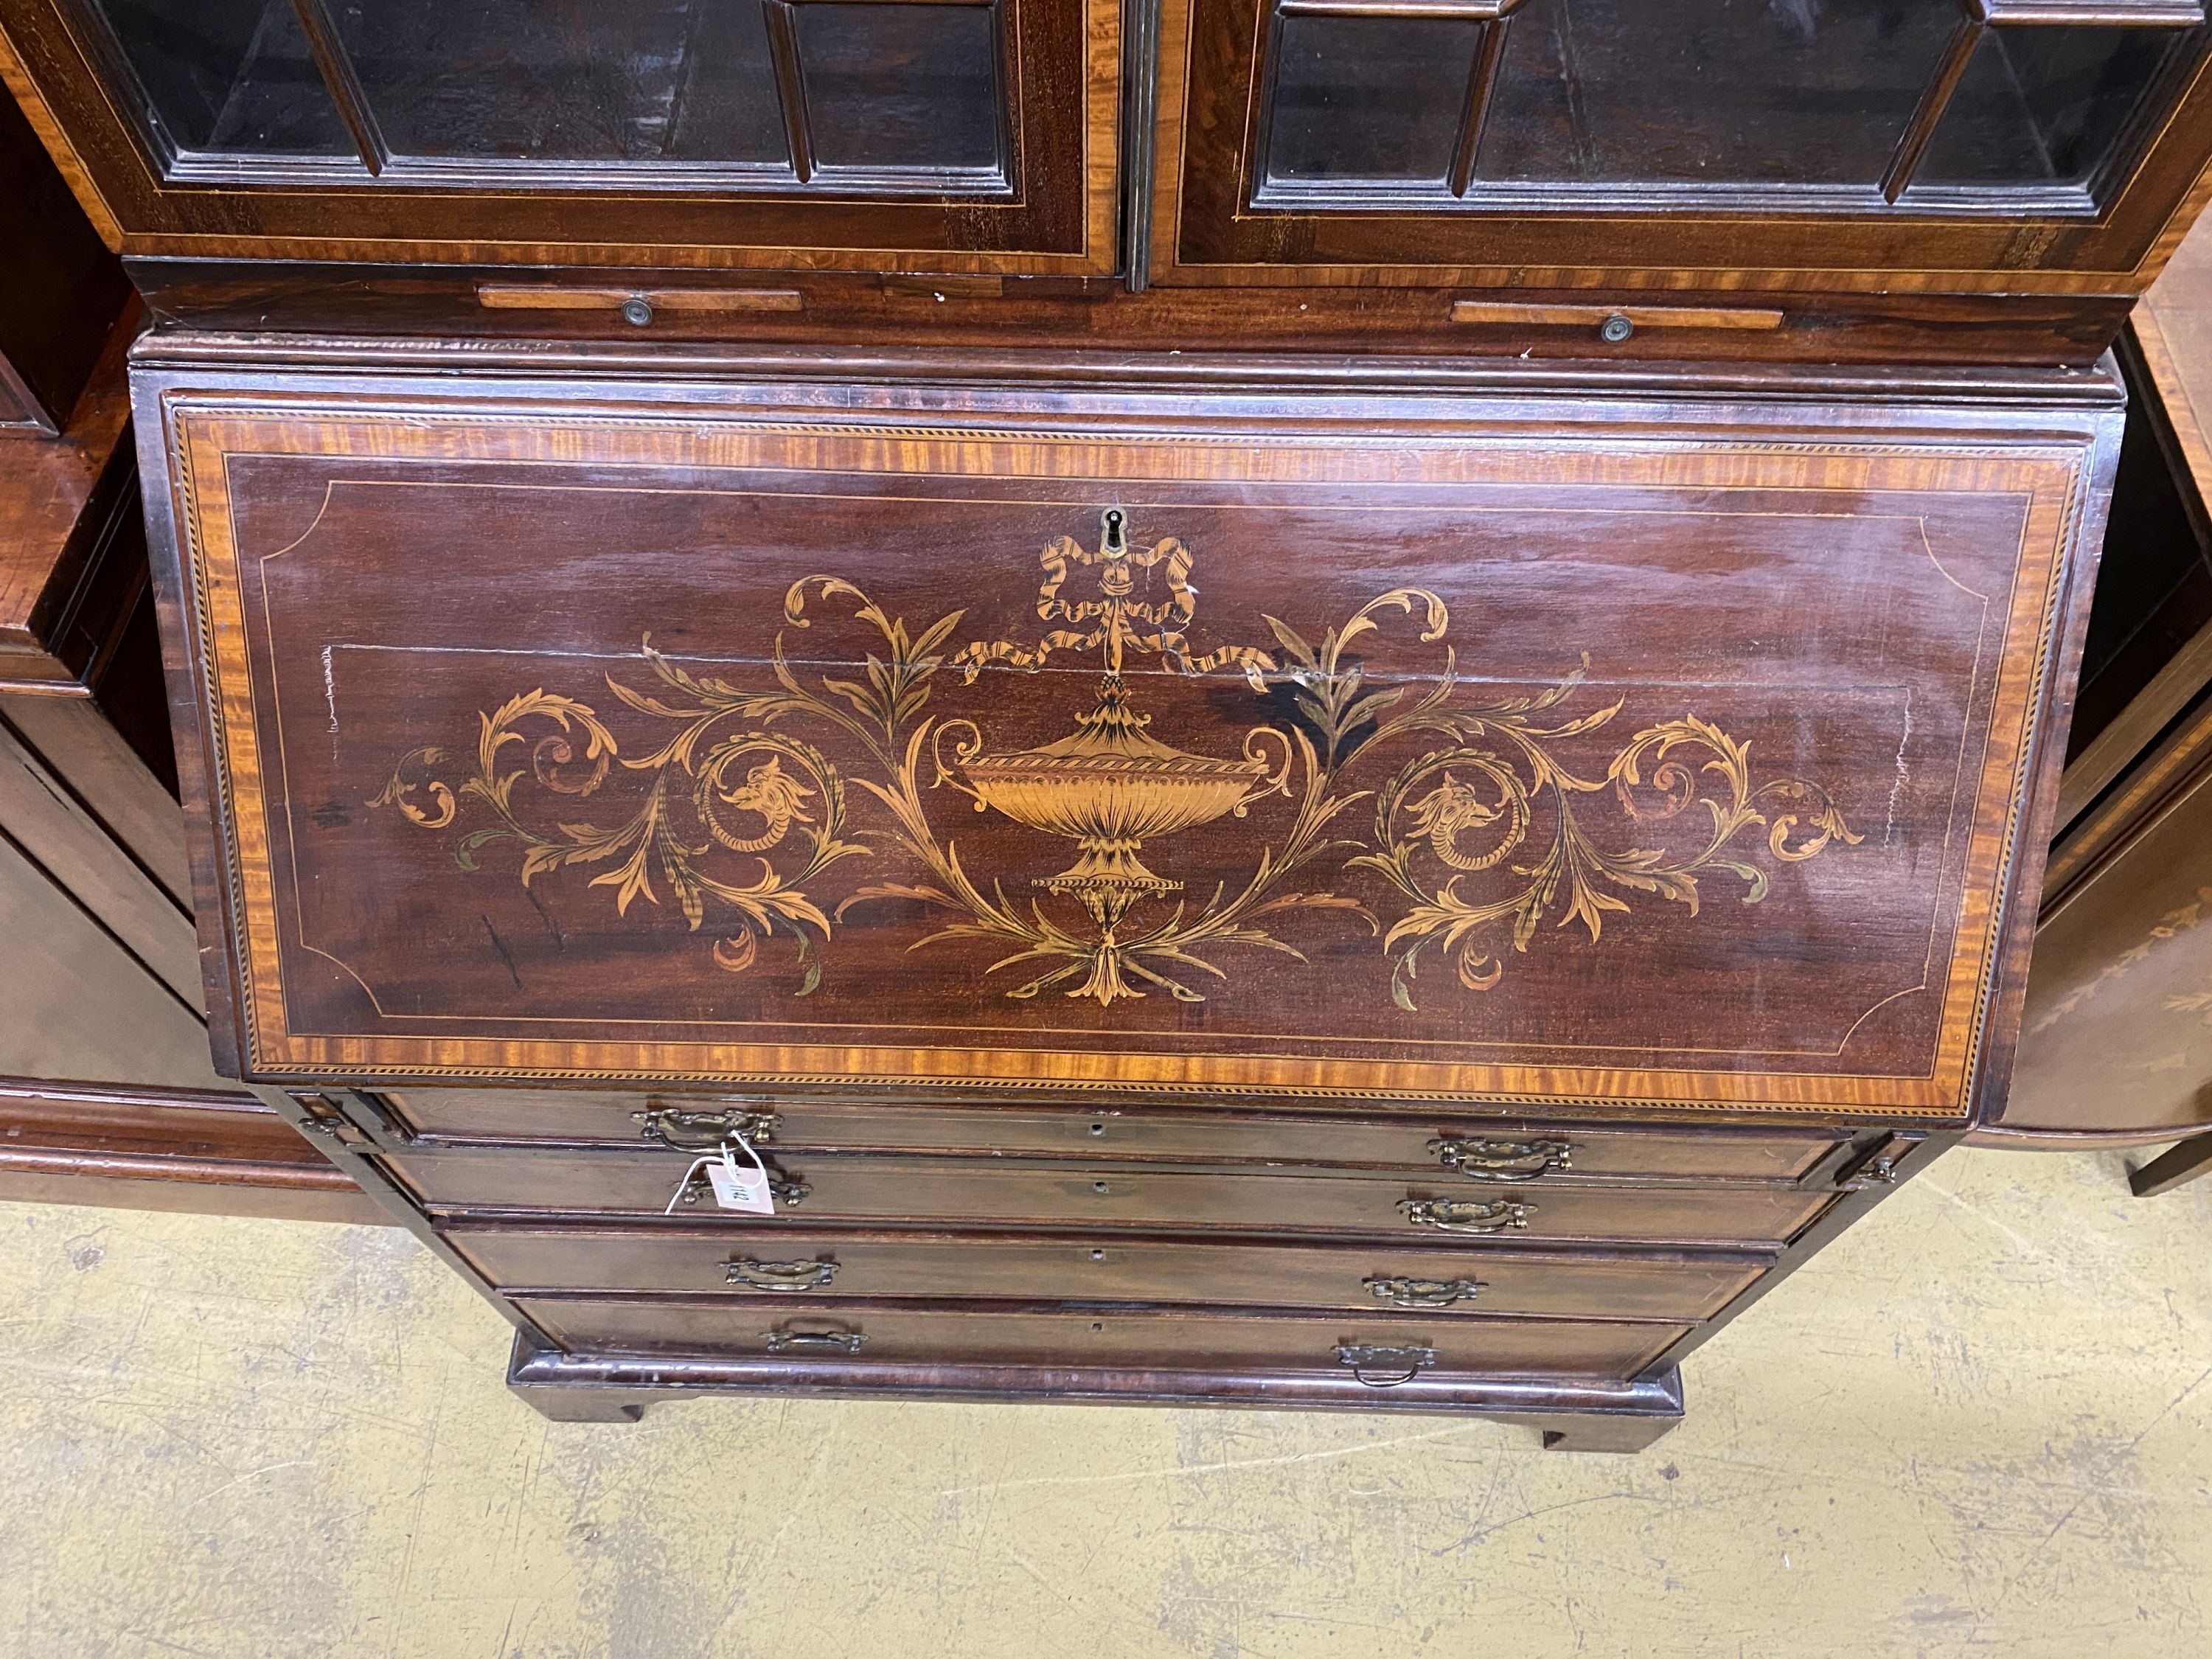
left=370, top=521, right=1860, bottom=1008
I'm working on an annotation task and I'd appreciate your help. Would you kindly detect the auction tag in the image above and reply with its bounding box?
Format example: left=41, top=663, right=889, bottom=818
left=706, top=1142, right=777, bottom=1215
left=663, top=1133, right=779, bottom=1217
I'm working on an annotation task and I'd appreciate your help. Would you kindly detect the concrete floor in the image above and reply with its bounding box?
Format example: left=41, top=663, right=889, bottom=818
left=0, top=1147, right=2206, bottom=1658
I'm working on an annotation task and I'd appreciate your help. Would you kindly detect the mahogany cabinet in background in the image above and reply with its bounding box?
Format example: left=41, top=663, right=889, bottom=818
left=1981, top=209, right=2212, bottom=1183
left=0, top=91, right=373, bottom=1224
left=0, top=0, right=1121, bottom=275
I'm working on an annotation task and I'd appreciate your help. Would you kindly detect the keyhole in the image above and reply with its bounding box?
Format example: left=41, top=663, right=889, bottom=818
left=1100, top=508, right=1127, bottom=554
left=1089, top=1122, right=1105, bottom=1138
left=1091, top=1248, right=1105, bottom=1261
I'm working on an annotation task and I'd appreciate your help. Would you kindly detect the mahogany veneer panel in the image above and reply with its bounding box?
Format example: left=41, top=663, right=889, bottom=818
left=142, top=355, right=2108, bottom=1123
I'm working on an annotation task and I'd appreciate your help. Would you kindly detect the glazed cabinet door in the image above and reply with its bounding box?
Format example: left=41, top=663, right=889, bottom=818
left=139, top=347, right=2109, bottom=1124
left=0, top=0, right=1119, bottom=273
left=1153, top=0, right=2212, bottom=296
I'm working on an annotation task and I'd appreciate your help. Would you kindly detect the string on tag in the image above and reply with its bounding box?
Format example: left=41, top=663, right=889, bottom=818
left=664, top=1153, right=716, bottom=1214
left=664, top=1130, right=779, bottom=1216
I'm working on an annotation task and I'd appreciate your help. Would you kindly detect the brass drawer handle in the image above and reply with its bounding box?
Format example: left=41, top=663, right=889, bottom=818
left=728, top=1258, right=838, bottom=1293
left=1365, top=1275, right=1484, bottom=1309
left=1335, top=1343, right=1437, bottom=1388
left=765, top=1329, right=864, bottom=1355
left=634, top=1105, right=779, bottom=1152
left=1399, top=1197, right=1534, bottom=1234
left=1430, top=1137, right=1570, bottom=1181
left=678, top=1172, right=809, bottom=1209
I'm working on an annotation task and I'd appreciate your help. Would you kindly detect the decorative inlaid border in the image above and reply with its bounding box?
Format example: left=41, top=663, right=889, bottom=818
left=161, top=389, right=2096, bottom=1117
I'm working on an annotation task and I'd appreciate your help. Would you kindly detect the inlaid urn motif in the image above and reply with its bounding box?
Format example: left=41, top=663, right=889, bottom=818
left=949, top=510, right=1286, bottom=950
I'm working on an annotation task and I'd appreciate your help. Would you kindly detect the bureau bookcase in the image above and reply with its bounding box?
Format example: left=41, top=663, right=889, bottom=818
left=1, top=0, right=2197, bottom=1442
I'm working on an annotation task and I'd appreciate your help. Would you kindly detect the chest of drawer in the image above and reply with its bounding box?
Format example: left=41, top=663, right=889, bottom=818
left=389, top=1090, right=1840, bottom=1180
left=512, top=1298, right=1688, bottom=1385
left=451, top=1225, right=1766, bottom=1321
left=388, top=1150, right=1832, bottom=1245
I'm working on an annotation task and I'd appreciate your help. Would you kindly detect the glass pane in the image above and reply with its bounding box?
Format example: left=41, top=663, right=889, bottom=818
left=337, top=0, right=787, bottom=163
left=85, top=0, right=350, bottom=154
left=1265, top=14, right=1481, bottom=184
left=1478, top=0, right=1956, bottom=186
left=794, top=3, right=1001, bottom=172
left=1919, top=26, right=2190, bottom=187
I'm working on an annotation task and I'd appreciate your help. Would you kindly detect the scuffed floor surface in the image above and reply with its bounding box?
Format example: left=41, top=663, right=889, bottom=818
left=0, top=1146, right=2208, bottom=1657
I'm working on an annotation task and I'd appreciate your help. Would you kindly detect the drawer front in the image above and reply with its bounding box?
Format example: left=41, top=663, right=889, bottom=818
left=515, top=1298, right=1688, bottom=1382
left=390, top=1088, right=1839, bottom=1179
left=390, top=1151, right=1832, bottom=1245
left=452, top=1225, right=1767, bottom=1321
left=149, top=362, right=2100, bottom=1121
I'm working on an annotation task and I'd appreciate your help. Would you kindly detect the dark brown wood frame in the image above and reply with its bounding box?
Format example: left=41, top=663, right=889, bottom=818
left=0, top=0, right=1121, bottom=274
left=1152, top=0, right=2212, bottom=292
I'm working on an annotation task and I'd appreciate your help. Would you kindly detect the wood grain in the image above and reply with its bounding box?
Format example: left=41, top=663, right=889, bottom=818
left=0, top=1076, right=383, bottom=1224
left=389, top=1147, right=1836, bottom=1244
left=0, top=305, right=136, bottom=689
left=384, top=1087, right=1840, bottom=1174
left=0, top=63, right=125, bottom=431
left=137, top=349, right=2111, bottom=1122
left=512, top=1295, right=1688, bottom=1380
left=128, top=264, right=2140, bottom=369
left=449, top=1223, right=1769, bottom=1320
